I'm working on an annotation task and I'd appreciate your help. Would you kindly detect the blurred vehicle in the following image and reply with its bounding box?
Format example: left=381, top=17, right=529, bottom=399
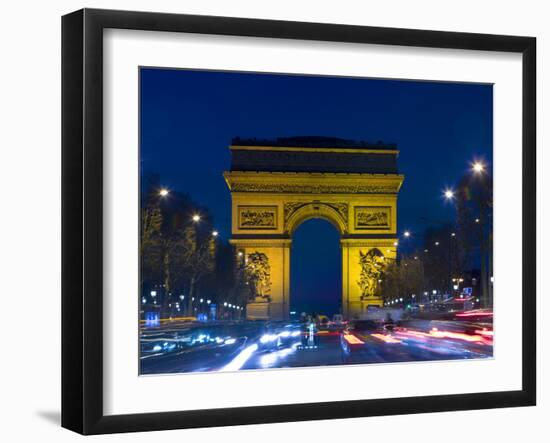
left=454, top=308, right=493, bottom=323
left=176, top=316, right=198, bottom=322
left=258, top=322, right=283, bottom=351
left=259, top=321, right=301, bottom=350
left=276, top=322, right=302, bottom=346
left=340, top=319, right=381, bottom=362
left=443, top=297, right=475, bottom=313
left=140, top=339, right=178, bottom=355
left=382, top=313, right=397, bottom=332
left=329, top=314, right=346, bottom=331
left=362, top=307, right=404, bottom=322
left=317, top=315, right=330, bottom=330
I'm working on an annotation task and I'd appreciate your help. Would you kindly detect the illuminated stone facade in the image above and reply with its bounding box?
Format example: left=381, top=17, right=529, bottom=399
left=224, top=137, right=404, bottom=320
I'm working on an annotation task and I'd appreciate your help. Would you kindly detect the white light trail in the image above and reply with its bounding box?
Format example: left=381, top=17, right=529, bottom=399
left=220, top=344, right=258, bottom=372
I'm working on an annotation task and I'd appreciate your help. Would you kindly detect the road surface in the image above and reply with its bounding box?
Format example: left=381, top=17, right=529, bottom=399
left=139, top=319, right=493, bottom=374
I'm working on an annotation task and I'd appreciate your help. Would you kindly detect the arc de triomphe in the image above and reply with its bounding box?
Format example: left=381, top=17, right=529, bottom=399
left=224, top=136, right=404, bottom=321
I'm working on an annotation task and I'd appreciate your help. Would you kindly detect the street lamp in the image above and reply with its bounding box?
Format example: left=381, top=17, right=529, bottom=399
left=472, top=161, right=485, bottom=174
left=192, top=214, right=201, bottom=223
left=159, top=188, right=169, bottom=197
left=443, top=189, right=454, bottom=200
left=212, top=230, right=219, bottom=237
left=403, top=230, right=411, bottom=238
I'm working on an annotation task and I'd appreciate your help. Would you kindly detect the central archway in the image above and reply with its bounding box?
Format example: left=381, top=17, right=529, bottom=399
left=290, top=218, right=342, bottom=317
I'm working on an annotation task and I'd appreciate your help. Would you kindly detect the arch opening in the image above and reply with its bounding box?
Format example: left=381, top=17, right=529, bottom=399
left=290, top=218, right=342, bottom=317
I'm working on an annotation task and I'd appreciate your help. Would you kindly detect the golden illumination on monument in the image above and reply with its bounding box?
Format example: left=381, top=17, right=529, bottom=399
left=224, top=136, right=404, bottom=321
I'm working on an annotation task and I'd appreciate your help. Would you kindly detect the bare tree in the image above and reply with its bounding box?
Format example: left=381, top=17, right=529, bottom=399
left=140, top=203, right=162, bottom=287
left=180, top=226, right=216, bottom=312
left=456, top=171, right=493, bottom=306
left=139, top=177, right=218, bottom=316
left=381, top=254, right=425, bottom=303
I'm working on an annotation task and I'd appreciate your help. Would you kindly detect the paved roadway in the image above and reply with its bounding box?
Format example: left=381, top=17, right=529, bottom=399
left=139, top=320, right=493, bottom=374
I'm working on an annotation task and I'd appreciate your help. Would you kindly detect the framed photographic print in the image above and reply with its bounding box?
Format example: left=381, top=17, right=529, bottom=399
left=61, top=8, right=536, bottom=435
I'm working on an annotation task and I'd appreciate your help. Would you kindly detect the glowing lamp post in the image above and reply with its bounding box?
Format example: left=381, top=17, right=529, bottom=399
left=472, top=161, right=485, bottom=174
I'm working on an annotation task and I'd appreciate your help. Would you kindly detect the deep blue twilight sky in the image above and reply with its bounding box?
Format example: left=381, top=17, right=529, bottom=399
left=140, top=68, right=493, bottom=315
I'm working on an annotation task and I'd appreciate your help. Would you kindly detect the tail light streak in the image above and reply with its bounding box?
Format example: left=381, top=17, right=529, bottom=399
left=394, top=328, right=492, bottom=345
left=343, top=333, right=364, bottom=345
left=371, top=333, right=402, bottom=344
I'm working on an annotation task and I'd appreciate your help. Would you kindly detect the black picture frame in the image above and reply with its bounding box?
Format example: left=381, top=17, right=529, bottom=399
left=62, top=8, right=536, bottom=435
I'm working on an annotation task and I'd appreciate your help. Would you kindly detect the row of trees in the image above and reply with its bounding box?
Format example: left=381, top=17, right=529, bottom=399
left=455, top=168, right=493, bottom=306
left=373, top=167, right=493, bottom=306
left=140, top=174, right=237, bottom=317
left=140, top=173, right=279, bottom=318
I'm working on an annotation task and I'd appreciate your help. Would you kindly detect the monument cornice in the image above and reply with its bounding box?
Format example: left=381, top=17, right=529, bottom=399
left=340, top=238, right=398, bottom=247
left=224, top=171, right=404, bottom=194
left=229, top=238, right=292, bottom=248
left=230, top=145, right=399, bottom=155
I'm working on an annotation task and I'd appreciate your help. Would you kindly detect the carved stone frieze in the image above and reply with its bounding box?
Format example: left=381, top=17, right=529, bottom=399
left=238, top=206, right=278, bottom=229
left=283, top=201, right=349, bottom=225
left=230, top=183, right=399, bottom=194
